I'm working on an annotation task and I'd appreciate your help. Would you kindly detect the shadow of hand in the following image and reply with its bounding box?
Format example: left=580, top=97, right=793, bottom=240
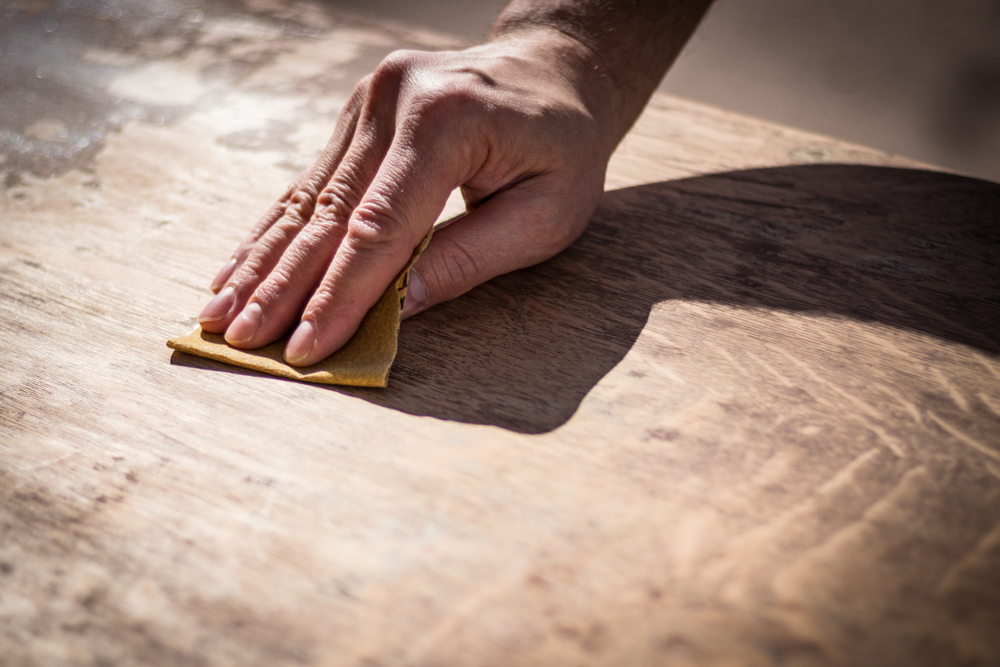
left=332, top=165, right=999, bottom=433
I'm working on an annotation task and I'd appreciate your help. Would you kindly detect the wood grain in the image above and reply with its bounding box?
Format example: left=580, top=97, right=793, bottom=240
left=1, top=1, right=998, bottom=665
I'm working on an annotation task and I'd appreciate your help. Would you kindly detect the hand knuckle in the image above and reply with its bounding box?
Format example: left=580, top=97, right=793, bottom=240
left=254, top=269, right=293, bottom=304
left=285, top=189, right=317, bottom=222
left=228, top=257, right=266, bottom=293
left=303, top=288, right=337, bottom=318
left=315, top=181, right=360, bottom=226
left=371, top=50, right=418, bottom=88
left=346, top=206, right=406, bottom=254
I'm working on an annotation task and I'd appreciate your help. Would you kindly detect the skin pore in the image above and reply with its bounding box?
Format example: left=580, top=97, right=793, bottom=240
left=198, top=0, right=714, bottom=367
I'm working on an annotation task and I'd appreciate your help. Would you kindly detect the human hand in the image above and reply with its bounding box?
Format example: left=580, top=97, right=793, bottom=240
left=197, top=32, right=617, bottom=366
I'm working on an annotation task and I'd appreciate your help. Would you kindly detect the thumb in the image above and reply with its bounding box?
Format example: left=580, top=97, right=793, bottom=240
left=401, top=176, right=600, bottom=319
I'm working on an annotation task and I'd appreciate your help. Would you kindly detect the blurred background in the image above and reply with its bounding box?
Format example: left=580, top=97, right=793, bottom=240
left=2, top=0, right=998, bottom=183
left=327, top=0, right=1000, bottom=183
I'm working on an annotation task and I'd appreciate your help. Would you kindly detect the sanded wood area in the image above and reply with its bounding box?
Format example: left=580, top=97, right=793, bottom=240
left=2, top=1, right=999, bottom=665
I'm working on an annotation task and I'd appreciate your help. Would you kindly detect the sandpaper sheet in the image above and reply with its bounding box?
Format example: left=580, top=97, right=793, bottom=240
left=168, top=230, right=432, bottom=388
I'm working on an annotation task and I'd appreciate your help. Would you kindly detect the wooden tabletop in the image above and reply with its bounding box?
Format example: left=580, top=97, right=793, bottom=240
left=2, top=1, right=999, bottom=665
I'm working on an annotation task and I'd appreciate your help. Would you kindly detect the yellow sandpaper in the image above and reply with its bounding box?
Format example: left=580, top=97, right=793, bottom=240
left=167, top=230, right=432, bottom=388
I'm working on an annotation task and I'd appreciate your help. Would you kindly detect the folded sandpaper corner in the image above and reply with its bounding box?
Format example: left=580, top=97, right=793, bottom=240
left=167, top=229, right=432, bottom=388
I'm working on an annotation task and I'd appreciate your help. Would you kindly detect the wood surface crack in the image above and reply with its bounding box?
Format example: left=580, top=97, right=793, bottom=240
left=927, top=411, right=1000, bottom=462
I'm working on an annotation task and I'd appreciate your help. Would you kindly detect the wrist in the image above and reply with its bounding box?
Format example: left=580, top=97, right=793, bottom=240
left=490, top=0, right=713, bottom=152
left=482, top=27, right=637, bottom=158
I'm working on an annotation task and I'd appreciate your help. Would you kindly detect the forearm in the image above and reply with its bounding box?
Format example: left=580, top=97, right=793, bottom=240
left=491, top=0, right=713, bottom=148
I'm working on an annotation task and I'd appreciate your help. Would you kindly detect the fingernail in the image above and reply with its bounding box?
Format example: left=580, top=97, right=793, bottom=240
left=210, top=258, right=237, bottom=293
left=225, top=302, right=263, bottom=345
left=198, top=286, right=236, bottom=323
left=285, top=320, right=316, bottom=366
left=401, top=268, right=428, bottom=319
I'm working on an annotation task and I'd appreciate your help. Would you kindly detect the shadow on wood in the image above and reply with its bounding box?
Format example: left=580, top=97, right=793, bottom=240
left=171, top=164, right=1000, bottom=433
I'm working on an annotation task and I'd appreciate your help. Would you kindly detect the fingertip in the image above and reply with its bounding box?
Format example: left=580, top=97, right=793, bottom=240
left=284, top=320, right=317, bottom=366
left=400, top=267, right=428, bottom=320
left=224, top=302, right=264, bottom=347
left=198, top=286, right=236, bottom=329
left=210, top=258, right=238, bottom=294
